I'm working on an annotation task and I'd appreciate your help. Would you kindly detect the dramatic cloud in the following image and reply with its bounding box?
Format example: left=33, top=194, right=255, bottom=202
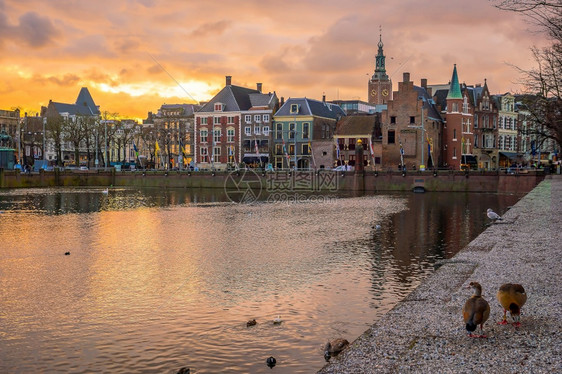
left=0, top=0, right=550, bottom=118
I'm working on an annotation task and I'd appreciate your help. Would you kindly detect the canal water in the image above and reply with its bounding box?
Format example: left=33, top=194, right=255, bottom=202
left=0, top=187, right=521, bottom=373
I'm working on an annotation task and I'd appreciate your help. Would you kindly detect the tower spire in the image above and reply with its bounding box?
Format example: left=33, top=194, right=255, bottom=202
left=447, top=64, right=462, bottom=99
left=372, top=27, right=388, bottom=80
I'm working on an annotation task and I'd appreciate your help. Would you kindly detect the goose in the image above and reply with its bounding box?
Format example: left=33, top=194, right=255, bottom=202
left=246, top=319, right=257, bottom=327
left=64, top=251, right=70, bottom=256
left=273, top=315, right=282, bottom=324
left=462, top=281, right=490, bottom=338
left=486, top=208, right=502, bottom=221
left=324, top=338, right=349, bottom=361
left=497, top=283, right=527, bottom=327
left=102, top=188, right=109, bottom=194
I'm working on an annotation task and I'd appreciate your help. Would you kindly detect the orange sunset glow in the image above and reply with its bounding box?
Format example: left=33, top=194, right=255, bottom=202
left=0, top=0, right=548, bottom=119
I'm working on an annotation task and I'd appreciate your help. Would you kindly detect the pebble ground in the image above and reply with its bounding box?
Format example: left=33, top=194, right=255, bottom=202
left=318, top=175, right=562, bottom=374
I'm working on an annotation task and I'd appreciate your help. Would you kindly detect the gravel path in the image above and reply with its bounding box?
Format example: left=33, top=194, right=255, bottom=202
left=318, top=175, right=562, bottom=374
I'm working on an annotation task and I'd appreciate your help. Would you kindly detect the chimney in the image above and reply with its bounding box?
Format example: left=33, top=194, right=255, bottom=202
left=226, top=76, right=232, bottom=86
left=257, top=83, right=262, bottom=92
left=322, top=94, right=326, bottom=103
left=421, top=78, right=427, bottom=89
left=280, top=96, right=285, bottom=106
left=403, top=72, right=410, bottom=83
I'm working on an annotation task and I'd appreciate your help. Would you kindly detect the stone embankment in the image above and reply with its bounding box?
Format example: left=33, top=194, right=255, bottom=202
left=319, top=175, right=562, bottom=373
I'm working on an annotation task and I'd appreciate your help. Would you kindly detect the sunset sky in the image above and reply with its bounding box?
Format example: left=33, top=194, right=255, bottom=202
left=0, top=0, right=548, bottom=119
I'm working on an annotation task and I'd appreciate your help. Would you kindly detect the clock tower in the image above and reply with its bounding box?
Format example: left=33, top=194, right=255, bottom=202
left=368, top=31, right=392, bottom=105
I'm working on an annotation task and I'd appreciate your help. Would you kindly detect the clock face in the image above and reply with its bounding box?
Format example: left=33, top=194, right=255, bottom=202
left=382, top=89, right=389, bottom=97
left=370, top=89, right=377, bottom=97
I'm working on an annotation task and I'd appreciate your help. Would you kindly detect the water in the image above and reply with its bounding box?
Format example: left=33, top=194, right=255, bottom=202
left=0, top=187, right=521, bottom=373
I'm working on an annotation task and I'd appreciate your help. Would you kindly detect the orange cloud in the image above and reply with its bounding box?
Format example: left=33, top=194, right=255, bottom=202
left=0, top=0, right=551, bottom=119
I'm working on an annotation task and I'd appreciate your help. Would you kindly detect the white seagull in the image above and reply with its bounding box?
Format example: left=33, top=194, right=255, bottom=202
left=486, top=208, right=502, bottom=221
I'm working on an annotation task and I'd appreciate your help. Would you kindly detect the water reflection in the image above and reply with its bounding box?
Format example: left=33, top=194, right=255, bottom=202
left=0, top=188, right=522, bottom=373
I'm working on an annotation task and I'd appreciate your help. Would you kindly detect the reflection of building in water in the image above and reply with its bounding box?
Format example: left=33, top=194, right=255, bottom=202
left=369, top=192, right=521, bottom=289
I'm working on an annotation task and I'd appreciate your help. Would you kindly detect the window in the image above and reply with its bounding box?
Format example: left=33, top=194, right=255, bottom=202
left=245, top=115, right=251, bottom=123
left=390, top=116, right=396, bottom=124
left=303, top=123, right=309, bottom=139
left=214, top=103, right=223, bottom=112
left=388, top=130, right=395, bottom=144
left=453, top=129, right=457, bottom=140
left=290, top=104, right=299, bottom=114
left=302, top=143, right=310, bottom=155
left=276, top=123, right=282, bottom=139
left=474, top=134, right=479, bottom=148
left=200, top=146, right=208, bottom=160
left=200, top=128, right=208, bottom=142
left=213, top=128, right=221, bottom=143
left=463, top=97, right=469, bottom=113
left=214, top=117, right=221, bottom=125
left=453, top=147, right=457, bottom=158
left=254, top=114, right=261, bottom=123
left=263, top=126, right=270, bottom=136
left=410, top=116, right=415, bottom=124
left=227, top=145, right=235, bottom=162
left=263, top=114, right=270, bottom=123
left=227, top=116, right=235, bottom=124
left=289, top=123, right=295, bottom=139
left=227, top=128, right=235, bottom=143
left=254, top=126, right=261, bottom=135
left=245, top=126, right=251, bottom=136
left=474, top=114, right=478, bottom=128
left=452, top=103, right=458, bottom=112
left=200, top=116, right=208, bottom=125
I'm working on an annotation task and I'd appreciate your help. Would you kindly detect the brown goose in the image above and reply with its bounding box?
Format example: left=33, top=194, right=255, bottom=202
left=323, top=338, right=349, bottom=361
left=497, top=283, right=527, bottom=327
left=462, top=281, right=490, bottom=338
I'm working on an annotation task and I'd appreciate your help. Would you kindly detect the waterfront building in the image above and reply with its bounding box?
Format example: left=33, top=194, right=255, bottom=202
left=493, top=93, right=519, bottom=167
left=334, top=114, right=382, bottom=170
left=0, top=108, right=20, bottom=150
left=41, top=87, right=101, bottom=167
left=381, top=73, right=443, bottom=170
left=194, top=76, right=278, bottom=169
left=149, top=104, right=199, bottom=169
left=273, top=97, right=345, bottom=170
left=470, top=80, right=499, bottom=170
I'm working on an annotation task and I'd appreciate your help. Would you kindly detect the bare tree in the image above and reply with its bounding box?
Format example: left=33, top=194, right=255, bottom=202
left=45, top=115, right=66, bottom=167
left=495, top=0, right=562, bottom=151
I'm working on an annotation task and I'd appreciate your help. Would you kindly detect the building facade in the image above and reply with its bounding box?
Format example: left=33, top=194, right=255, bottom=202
left=194, top=76, right=277, bottom=170
left=381, top=72, right=443, bottom=170
left=273, top=97, right=345, bottom=170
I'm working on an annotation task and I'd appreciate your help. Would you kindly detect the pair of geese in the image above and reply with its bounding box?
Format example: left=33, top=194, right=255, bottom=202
left=463, top=281, right=527, bottom=338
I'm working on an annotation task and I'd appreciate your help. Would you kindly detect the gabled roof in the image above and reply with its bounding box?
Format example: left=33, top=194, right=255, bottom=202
left=414, top=86, right=443, bottom=122
left=49, top=87, right=100, bottom=117
left=447, top=65, right=462, bottom=99
left=275, top=98, right=345, bottom=120
left=198, top=85, right=275, bottom=113
left=434, top=89, right=449, bottom=111
left=157, top=103, right=200, bottom=116
left=335, top=114, right=377, bottom=136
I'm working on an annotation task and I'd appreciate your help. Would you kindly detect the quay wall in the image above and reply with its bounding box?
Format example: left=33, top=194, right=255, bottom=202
left=0, top=168, right=545, bottom=194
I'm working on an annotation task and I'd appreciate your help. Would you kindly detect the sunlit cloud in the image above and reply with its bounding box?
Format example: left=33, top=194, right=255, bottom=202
left=0, top=0, right=550, bottom=118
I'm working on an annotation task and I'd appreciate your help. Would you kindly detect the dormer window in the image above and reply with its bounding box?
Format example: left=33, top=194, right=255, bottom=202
left=214, top=103, right=224, bottom=112
left=290, top=104, right=299, bottom=114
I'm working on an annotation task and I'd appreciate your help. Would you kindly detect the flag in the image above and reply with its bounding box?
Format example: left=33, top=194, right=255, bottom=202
left=155, top=141, right=160, bottom=159
left=254, top=138, right=260, bottom=155
left=369, top=138, right=374, bottom=156
left=133, top=141, right=139, bottom=158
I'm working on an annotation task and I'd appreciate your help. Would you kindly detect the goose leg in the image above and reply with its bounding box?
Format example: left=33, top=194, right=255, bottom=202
left=498, top=309, right=509, bottom=325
